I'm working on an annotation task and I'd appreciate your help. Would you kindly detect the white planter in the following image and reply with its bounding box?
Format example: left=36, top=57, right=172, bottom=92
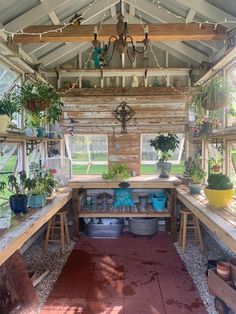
left=0, top=115, right=9, bottom=133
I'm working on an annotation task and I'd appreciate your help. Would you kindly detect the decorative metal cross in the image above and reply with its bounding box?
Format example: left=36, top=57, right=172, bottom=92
left=112, top=101, right=136, bottom=134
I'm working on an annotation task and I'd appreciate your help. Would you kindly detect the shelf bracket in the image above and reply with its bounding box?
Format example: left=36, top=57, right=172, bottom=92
left=26, top=139, right=41, bottom=155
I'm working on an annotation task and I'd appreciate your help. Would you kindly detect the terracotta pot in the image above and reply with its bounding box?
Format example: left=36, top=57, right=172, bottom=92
left=24, top=100, right=49, bottom=112
left=212, top=165, right=221, bottom=173
left=230, top=257, right=236, bottom=283
left=216, top=261, right=230, bottom=280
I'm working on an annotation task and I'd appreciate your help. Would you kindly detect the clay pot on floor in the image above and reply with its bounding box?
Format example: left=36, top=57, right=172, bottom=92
left=230, top=257, right=236, bottom=284
left=216, top=261, right=230, bottom=280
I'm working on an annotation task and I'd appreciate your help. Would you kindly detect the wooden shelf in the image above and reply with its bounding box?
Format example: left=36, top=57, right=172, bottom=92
left=0, top=132, right=62, bottom=142
left=79, top=211, right=170, bottom=218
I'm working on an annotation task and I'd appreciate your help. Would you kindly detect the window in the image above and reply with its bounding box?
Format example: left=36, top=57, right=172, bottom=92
left=65, top=134, right=108, bottom=174
left=0, top=143, right=19, bottom=205
left=229, top=142, right=236, bottom=186
left=0, top=62, right=18, bottom=96
left=141, top=133, right=185, bottom=175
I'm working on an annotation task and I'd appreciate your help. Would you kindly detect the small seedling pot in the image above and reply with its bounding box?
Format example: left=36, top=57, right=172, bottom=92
left=216, top=261, right=230, bottom=280
left=230, top=257, right=236, bottom=283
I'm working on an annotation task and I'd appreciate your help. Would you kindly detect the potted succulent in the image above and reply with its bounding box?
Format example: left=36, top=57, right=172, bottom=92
left=204, top=173, right=234, bottom=207
left=149, top=133, right=180, bottom=178
left=0, top=171, right=31, bottom=214
left=102, top=163, right=130, bottom=180
left=190, top=75, right=236, bottom=113
left=183, top=157, right=198, bottom=185
left=0, top=93, right=21, bottom=133
left=188, top=163, right=206, bottom=194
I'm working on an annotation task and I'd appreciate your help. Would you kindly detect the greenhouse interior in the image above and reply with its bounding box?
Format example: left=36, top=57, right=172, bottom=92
left=1, top=0, right=236, bottom=313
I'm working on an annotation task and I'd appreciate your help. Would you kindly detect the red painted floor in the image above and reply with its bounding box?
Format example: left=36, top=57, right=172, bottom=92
left=41, top=232, right=207, bottom=314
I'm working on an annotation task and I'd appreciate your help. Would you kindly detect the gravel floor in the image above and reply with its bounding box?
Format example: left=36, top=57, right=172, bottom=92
left=22, top=234, right=75, bottom=314
left=23, top=229, right=234, bottom=314
left=174, top=229, right=235, bottom=314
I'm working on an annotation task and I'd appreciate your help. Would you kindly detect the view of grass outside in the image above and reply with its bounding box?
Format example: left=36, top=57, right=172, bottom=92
left=72, top=162, right=184, bottom=175
left=0, top=155, right=18, bottom=205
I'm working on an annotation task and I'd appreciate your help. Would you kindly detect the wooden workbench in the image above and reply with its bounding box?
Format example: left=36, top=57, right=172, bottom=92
left=0, top=187, right=72, bottom=266
left=0, top=188, right=72, bottom=314
left=69, top=175, right=181, bottom=241
left=177, top=186, right=236, bottom=253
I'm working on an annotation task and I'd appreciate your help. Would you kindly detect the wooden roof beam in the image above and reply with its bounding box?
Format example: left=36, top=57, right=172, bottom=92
left=13, top=23, right=226, bottom=44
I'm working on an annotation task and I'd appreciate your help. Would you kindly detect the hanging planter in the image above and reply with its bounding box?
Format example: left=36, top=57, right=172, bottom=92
left=191, top=75, right=236, bottom=114
left=20, top=81, right=61, bottom=113
left=24, top=100, right=49, bottom=112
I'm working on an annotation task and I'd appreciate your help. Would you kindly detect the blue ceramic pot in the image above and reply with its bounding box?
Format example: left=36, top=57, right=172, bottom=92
left=9, top=195, right=28, bottom=214
left=28, top=193, right=46, bottom=208
left=37, top=127, right=46, bottom=137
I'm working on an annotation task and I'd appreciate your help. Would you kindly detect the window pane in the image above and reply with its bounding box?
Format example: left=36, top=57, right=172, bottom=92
left=66, top=134, right=108, bottom=174
left=230, top=142, right=236, bottom=186
left=141, top=133, right=185, bottom=175
left=0, top=144, right=19, bottom=205
left=0, top=63, right=18, bottom=96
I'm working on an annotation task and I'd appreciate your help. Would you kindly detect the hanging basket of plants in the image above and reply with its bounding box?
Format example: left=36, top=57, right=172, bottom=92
left=20, top=81, right=61, bottom=113
left=24, top=100, right=50, bottom=112
left=191, top=75, right=236, bottom=113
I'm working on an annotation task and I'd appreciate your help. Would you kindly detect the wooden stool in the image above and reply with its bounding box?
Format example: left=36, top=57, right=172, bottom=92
left=44, top=208, right=70, bottom=255
left=178, top=208, right=204, bottom=253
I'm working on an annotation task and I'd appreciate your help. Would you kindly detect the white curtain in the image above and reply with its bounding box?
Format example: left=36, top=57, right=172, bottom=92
left=0, top=143, right=18, bottom=171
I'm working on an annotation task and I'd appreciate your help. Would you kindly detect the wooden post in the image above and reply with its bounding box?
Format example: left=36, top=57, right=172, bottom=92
left=72, top=188, right=79, bottom=240
left=170, top=188, right=177, bottom=242
left=0, top=250, right=38, bottom=314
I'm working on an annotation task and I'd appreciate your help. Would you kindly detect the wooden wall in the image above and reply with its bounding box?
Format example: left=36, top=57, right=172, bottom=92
left=61, top=87, right=191, bottom=173
left=108, top=132, right=140, bottom=175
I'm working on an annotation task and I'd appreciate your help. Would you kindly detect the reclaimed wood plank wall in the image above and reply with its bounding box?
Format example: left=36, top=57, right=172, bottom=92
left=108, top=132, right=141, bottom=175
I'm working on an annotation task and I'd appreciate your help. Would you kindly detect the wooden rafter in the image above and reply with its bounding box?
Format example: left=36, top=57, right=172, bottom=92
left=12, top=23, right=226, bottom=44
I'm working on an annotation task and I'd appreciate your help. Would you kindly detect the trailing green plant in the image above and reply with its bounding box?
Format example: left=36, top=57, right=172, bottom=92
left=20, top=81, right=60, bottom=105
left=149, top=133, right=180, bottom=163
left=207, top=173, right=233, bottom=190
left=0, top=93, right=21, bottom=119
left=190, top=75, right=236, bottom=115
left=0, top=171, right=31, bottom=198
left=25, top=112, right=47, bottom=129
left=102, top=163, right=130, bottom=180
left=46, top=101, right=63, bottom=124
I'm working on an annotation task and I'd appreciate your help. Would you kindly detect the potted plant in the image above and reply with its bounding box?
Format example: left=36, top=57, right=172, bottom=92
left=149, top=133, right=180, bottom=178
left=20, top=81, right=61, bottom=112
left=188, top=163, right=206, bottom=194
left=209, top=154, right=223, bottom=173
left=190, top=75, right=236, bottom=113
left=28, top=174, right=46, bottom=208
left=102, top=163, right=130, bottom=180
left=183, top=157, right=198, bottom=185
left=0, top=171, right=31, bottom=214
left=204, top=173, right=234, bottom=207
left=0, top=93, right=21, bottom=133
left=25, top=112, right=47, bottom=137
left=43, top=171, right=58, bottom=197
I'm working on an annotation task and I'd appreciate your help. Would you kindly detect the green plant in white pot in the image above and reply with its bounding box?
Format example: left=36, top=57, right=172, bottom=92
left=0, top=93, right=21, bottom=133
left=188, top=163, right=206, bottom=194
left=149, top=133, right=180, bottom=178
